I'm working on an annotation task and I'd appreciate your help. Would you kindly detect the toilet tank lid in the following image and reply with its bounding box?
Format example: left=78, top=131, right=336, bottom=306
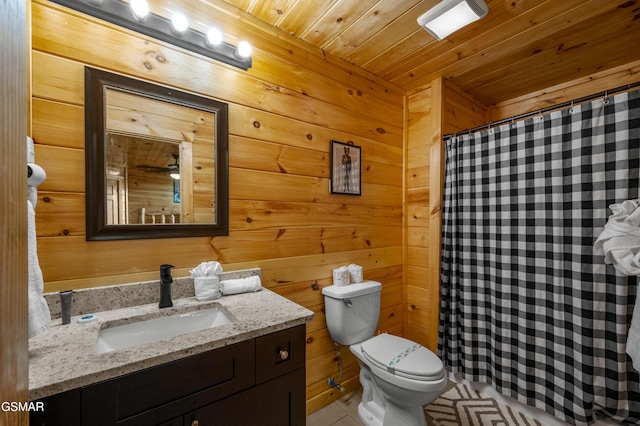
left=322, top=281, right=382, bottom=299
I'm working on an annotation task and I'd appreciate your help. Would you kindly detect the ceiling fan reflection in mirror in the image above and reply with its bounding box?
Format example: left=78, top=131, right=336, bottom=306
left=137, top=154, right=180, bottom=179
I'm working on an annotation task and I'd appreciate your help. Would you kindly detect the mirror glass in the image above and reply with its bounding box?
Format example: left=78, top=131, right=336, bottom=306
left=85, top=68, right=229, bottom=240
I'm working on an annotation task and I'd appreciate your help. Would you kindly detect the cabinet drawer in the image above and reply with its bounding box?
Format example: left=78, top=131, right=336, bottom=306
left=255, top=325, right=305, bottom=384
left=82, top=339, right=255, bottom=425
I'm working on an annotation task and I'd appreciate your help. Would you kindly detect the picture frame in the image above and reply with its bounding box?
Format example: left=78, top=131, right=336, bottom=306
left=330, top=140, right=361, bottom=196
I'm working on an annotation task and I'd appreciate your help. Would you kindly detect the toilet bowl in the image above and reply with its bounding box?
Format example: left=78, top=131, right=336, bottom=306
left=322, top=281, right=447, bottom=426
left=352, top=334, right=447, bottom=426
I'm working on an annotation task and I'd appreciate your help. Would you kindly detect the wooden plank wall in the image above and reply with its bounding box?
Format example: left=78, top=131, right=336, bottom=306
left=127, top=166, right=178, bottom=220
left=1, top=0, right=29, bottom=423
left=29, top=0, right=404, bottom=414
left=405, top=62, right=640, bottom=354
left=488, top=59, right=640, bottom=122
left=405, top=79, right=487, bottom=351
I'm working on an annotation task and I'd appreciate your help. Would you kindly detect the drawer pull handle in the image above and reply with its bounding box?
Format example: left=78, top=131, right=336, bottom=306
left=192, top=421, right=199, bottom=426
left=279, top=349, right=289, bottom=360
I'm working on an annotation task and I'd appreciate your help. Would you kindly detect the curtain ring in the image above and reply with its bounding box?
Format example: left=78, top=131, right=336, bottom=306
left=603, top=90, right=610, bottom=105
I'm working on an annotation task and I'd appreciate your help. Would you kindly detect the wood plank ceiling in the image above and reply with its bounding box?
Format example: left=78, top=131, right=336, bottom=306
left=222, top=0, right=640, bottom=105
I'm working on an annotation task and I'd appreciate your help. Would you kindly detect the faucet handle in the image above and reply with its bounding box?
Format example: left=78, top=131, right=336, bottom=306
left=160, top=264, right=175, bottom=283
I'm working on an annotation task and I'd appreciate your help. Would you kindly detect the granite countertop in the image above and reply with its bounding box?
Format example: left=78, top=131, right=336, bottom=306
left=29, top=286, right=313, bottom=401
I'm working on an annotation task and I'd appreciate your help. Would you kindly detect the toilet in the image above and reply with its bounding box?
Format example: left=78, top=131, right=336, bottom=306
left=322, top=281, right=447, bottom=426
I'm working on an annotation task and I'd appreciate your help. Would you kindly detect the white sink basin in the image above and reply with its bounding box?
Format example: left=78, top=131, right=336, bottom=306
left=95, top=306, right=233, bottom=354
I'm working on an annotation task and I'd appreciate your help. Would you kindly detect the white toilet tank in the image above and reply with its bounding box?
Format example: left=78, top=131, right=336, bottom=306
left=322, top=281, right=382, bottom=345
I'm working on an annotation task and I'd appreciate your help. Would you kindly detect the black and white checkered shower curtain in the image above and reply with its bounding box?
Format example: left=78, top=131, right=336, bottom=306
left=438, top=89, right=640, bottom=425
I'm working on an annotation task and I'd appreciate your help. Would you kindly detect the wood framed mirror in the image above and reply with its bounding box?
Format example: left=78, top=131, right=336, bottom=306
left=85, top=67, right=229, bottom=240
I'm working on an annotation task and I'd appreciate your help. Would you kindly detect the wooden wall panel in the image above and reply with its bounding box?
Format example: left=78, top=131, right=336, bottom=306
left=32, top=3, right=402, bottom=145
left=405, top=78, right=487, bottom=352
left=405, top=83, right=432, bottom=351
left=32, top=99, right=83, bottom=149
left=30, top=0, right=403, bottom=415
left=488, top=59, right=640, bottom=122
left=1, top=0, right=28, bottom=423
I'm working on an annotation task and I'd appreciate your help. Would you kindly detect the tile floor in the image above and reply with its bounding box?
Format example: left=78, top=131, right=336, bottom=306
left=310, top=381, right=577, bottom=426
left=306, top=382, right=455, bottom=425
left=306, top=388, right=364, bottom=426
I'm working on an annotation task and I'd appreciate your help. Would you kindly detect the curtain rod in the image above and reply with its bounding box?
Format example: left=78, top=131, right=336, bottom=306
left=443, top=81, right=640, bottom=140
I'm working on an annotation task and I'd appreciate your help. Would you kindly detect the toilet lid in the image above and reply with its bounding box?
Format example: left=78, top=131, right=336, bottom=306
left=361, top=334, right=444, bottom=381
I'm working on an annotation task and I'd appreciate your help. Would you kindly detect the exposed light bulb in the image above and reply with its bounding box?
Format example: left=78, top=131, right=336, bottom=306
left=170, top=172, right=180, bottom=180
left=206, top=28, right=223, bottom=47
left=236, top=41, right=252, bottom=58
left=171, top=12, right=188, bottom=33
left=130, top=0, right=149, bottom=21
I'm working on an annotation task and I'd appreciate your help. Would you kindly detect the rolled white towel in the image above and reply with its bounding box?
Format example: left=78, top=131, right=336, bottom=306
left=348, top=264, right=363, bottom=283
left=220, top=275, right=262, bottom=295
left=333, top=266, right=350, bottom=286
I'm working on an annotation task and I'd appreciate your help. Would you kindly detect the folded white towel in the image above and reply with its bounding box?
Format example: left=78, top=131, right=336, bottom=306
left=220, top=275, right=262, bottom=295
left=594, top=199, right=640, bottom=275
left=189, top=261, right=223, bottom=278
left=28, top=200, right=51, bottom=338
left=194, top=276, right=221, bottom=301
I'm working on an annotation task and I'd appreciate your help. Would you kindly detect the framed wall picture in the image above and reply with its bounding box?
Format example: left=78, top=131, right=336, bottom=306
left=330, top=140, right=361, bottom=195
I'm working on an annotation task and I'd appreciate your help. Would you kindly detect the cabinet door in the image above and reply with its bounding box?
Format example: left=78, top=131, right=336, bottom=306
left=30, top=389, right=81, bottom=426
left=82, top=340, right=254, bottom=425
left=157, top=417, right=183, bottom=426
left=185, top=367, right=305, bottom=426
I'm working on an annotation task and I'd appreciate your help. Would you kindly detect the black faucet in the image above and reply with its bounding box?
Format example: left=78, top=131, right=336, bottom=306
left=159, top=264, right=174, bottom=308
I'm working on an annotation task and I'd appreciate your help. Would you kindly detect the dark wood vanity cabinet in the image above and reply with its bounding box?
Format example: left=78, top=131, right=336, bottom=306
left=31, top=325, right=306, bottom=426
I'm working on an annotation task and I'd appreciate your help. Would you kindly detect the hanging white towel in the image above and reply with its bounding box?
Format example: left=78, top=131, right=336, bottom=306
left=28, top=200, right=51, bottom=338
left=594, top=199, right=640, bottom=275
left=594, top=199, right=640, bottom=371
left=629, top=290, right=640, bottom=372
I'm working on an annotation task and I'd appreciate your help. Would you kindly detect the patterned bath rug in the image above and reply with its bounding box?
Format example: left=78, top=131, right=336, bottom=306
left=424, top=383, right=543, bottom=426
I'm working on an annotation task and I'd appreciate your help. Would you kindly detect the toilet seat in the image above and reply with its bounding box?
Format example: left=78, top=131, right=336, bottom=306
left=361, top=334, right=444, bottom=381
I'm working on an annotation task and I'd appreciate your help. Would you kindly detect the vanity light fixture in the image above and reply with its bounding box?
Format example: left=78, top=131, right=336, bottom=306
left=417, top=0, right=488, bottom=41
left=130, top=0, right=148, bottom=21
left=170, top=12, right=188, bottom=34
left=49, top=0, right=252, bottom=70
left=236, top=41, right=252, bottom=58
left=206, top=27, right=223, bottom=47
